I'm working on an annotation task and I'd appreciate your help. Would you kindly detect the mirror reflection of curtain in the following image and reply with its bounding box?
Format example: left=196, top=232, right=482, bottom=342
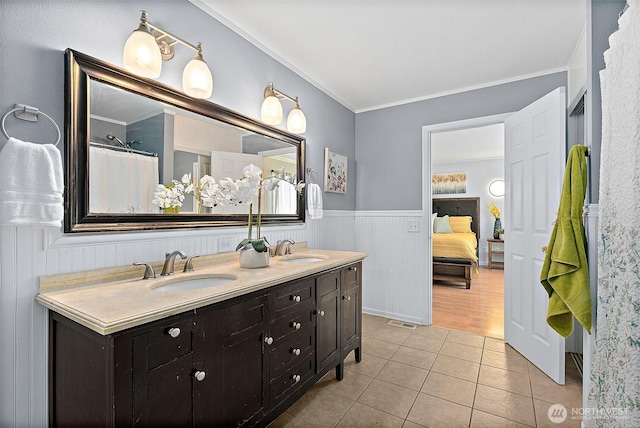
left=89, top=146, right=159, bottom=213
left=267, top=181, right=297, bottom=214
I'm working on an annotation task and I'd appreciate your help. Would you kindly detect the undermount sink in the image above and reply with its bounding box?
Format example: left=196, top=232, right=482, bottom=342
left=281, top=256, right=326, bottom=263
left=150, top=275, right=237, bottom=292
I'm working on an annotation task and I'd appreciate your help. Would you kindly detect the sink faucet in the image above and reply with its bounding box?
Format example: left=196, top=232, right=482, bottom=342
left=275, top=239, right=295, bottom=256
left=161, top=250, right=187, bottom=276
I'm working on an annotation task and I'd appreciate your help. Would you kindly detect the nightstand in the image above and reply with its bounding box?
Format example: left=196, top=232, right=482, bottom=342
left=487, top=239, right=504, bottom=269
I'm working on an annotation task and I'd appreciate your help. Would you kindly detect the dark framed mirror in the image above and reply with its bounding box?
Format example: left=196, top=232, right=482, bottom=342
left=64, top=49, right=305, bottom=233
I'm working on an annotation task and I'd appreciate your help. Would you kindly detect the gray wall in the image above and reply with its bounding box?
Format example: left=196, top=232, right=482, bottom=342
left=355, top=72, right=567, bottom=210
left=0, top=0, right=356, bottom=210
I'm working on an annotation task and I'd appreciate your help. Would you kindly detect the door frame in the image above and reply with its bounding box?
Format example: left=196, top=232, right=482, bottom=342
left=421, top=113, right=513, bottom=325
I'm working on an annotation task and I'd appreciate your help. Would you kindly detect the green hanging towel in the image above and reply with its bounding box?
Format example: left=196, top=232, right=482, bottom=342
left=540, top=145, right=591, bottom=338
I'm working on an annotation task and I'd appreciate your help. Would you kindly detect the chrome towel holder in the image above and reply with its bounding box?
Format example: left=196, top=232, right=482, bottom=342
left=1, top=104, right=61, bottom=146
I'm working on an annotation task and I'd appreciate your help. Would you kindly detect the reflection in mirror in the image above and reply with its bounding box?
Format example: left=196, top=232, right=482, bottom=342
left=65, top=49, right=305, bottom=232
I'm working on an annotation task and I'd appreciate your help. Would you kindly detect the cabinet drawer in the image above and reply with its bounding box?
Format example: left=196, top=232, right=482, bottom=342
left=270, top=353, right=314, bottom=408
left=270, top=324, right=314, bottom=376
left=274, top=278, right=315, bottom=314
left=317, top=271, right=339, bottom=296
left=492, top=243, right=504, bottom=253
left=342, top=263, right=361, bottom=291
left=223, top=293, right=269, bottom=339
left=272, top=300, right=314, bottom=340
left=142, top=317, right=195, bottom=369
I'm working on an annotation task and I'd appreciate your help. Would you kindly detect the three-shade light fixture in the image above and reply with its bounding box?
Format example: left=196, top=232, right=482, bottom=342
left=261, top=83, right=307, bottom=134
left=123, top=10, right=213, bottom=99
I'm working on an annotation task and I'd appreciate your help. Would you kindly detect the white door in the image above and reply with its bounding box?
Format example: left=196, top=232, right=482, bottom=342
left=504, top=87, right=566, bottom=384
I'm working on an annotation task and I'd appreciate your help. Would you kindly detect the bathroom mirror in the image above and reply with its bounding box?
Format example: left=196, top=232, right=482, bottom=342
left=64, top=49, right=305, bottom=232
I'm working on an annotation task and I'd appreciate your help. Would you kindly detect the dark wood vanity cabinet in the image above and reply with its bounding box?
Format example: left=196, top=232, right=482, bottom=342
left=48, top=262, right=362, bottom=427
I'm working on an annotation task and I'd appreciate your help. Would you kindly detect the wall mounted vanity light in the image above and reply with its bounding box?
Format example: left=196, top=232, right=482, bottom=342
left=123, top=10, right=213, bottom=99
left=489, top=179, right=505, bottom=197
left=260, top=83, right=307, bottom=134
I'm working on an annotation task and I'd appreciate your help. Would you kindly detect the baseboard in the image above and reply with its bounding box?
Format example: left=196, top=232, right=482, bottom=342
left=363, top=308, right=425, bottom=326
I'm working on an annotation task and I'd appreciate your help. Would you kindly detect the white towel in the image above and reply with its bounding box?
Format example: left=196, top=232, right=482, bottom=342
left=307, top=183, right=323, bottom=219
left=0, top=137, right=64, bottom=227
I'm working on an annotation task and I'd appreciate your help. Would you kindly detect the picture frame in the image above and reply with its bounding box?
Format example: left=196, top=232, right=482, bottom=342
left=324, top=148, right=348, bottom=194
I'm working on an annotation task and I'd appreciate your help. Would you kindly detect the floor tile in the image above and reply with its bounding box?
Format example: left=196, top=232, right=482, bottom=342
left=431, top=354, right=480, bottom=382
left=377, top=360, right=429, bottom=391
left=344, top=351, right=387, bottom=378
left=421, top=371, right=477, bottom=407
left=363, top=336, right=401, bottom=359
left=357, top=379, right=419, bottom=419
left=412, top=324, right=449, bottom=340
left=390, top=346, right=437, bottom=370
left=366, top=325, right=412, bottom=345
left=439, top=340, right=483, bottom=363
left=402, top=333, right=444, bottom=353
left=335, top=402, right=405, bottom=428
left=474, top=384, right=536, bottom=427
left=478, top=364, right=532, bottom=397
left=533, top=399, right=582, bottom=428
left=529, top=372, right=583, bottom=410
left=446, top=329, right=486, bottom=348
left=407, top=392, right=472, bottom=427
left=286, top=388, right=354, bottom=427
left=482, top=348, right=529, bottom=373
left=401, top=421, right=425, bottom=428
left=316, top=368, right=373, bottom=400
left=484, top=337, right=519, bottom=355
left=470, top=409, right=532, bottom=427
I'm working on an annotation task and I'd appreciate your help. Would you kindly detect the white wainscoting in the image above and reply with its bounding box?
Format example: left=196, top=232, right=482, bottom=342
left=355, top=211, right=427, bottom=325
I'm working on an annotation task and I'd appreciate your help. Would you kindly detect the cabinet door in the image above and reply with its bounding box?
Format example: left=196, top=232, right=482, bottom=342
left=341, top=263, right=362, bottom=356
left=316, top=271, right=340, bottom=372
left=204, top=292, right=270, bottom=427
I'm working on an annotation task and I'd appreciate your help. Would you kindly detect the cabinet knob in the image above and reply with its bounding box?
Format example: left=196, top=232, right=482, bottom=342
left=291, top=295, right=301, bottom=303
left=319, top=310, right=325, bottom=317
left=168, top=327, right=181, bottom=338
left=349, top=266, right=357, bottom=272
left=193, top=371, right=206, bottom=382
left=342, top=296, right=351, bottom=301
left=291, top=321, right=301, bottom=330
left=264, top=336, right=274, bottom=345
left=291, top=374, right=301, bottom=383
left=291, top=348, right=301, bottom=356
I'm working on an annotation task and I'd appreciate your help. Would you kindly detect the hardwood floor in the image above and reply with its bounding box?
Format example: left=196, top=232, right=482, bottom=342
left=432, top=266, right=504, bottom=339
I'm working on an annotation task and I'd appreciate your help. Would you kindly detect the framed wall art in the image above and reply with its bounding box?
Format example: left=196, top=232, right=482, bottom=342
left=432, top=172, right=467, bottom=195
left=324, top=148, right=348, bottom=194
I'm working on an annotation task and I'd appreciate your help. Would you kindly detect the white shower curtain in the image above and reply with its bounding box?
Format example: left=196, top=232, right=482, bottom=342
left=587, top=1, right=640, bottom=426
left=89, top=147, right=159, bottom=213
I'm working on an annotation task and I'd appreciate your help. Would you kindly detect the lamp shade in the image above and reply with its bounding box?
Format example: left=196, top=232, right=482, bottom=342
left=123, top=28, right=162, bottom=78
left=287, top=106, right=307, bottom=133
left=261, top=96, right=283, bottom=125
left=182, top=57, right=213, bottom=99
left=489, top=179, right=505, bottom=197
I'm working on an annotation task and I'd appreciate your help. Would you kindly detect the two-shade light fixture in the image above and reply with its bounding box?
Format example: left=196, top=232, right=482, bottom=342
left=123, top=10, right=213, bottom=99
left=261, top=83, right=307, bottom=134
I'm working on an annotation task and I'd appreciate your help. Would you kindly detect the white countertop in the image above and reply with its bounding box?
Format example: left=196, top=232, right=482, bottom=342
left=36, top=248, right=366, bottom=335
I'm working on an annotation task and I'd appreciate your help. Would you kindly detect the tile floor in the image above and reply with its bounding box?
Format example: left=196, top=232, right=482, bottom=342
left=269, top=314, right=583, bottom=427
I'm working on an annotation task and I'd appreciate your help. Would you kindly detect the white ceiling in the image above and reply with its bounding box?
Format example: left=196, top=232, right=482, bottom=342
left=431, top=123, right=504, bottom=164
left=192, top=0, right=586, bottom=112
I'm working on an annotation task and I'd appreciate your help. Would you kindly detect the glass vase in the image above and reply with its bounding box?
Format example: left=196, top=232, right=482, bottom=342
left=164, top=206, right=179, bottom=214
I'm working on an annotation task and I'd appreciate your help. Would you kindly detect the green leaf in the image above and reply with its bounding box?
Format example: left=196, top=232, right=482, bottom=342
left=251, top=240, right=268, bottom=253
left=235, top=238, right=251, bottom=251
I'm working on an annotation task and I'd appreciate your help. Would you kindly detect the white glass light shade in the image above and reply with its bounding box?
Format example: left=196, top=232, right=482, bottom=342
left=489, top=179, right=505, bottom=197
left=261, top=96, right=283, bottom=125
left=182, top=57, right=213, bottom=99
left=123, top=29, right=162, bottom=78
left=287, top=106, right=307, bottom=133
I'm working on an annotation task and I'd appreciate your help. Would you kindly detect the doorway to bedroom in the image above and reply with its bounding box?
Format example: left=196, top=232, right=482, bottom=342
left=426, top=118, right=506, bottom=339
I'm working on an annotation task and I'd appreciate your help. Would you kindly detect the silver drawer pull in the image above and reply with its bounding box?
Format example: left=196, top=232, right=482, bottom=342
left=168, top=327, right=181, bottom=338
left=291, top=321, right=301, bottom=330
left=318, top=310, right=325, bottom=317
left=291, top=348, right=301, bottom=356
left=193, top=371, right=206, bottom=382
left=291, top=374, right=301, bottom=383
left=291, top=295, right=301, bottom=302
left=342, top=296, right=351, bottom=301
left=264, top=336, right=274, bottom=345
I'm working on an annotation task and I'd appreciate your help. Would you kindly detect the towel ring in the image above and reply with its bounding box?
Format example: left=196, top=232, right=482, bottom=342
left=306, top=168, right=320, bottom=185
left=1, top=105, right=61, bottom=147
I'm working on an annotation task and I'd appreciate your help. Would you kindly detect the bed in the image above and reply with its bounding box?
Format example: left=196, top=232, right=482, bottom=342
left=432, top=197, right=480, bottom=289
